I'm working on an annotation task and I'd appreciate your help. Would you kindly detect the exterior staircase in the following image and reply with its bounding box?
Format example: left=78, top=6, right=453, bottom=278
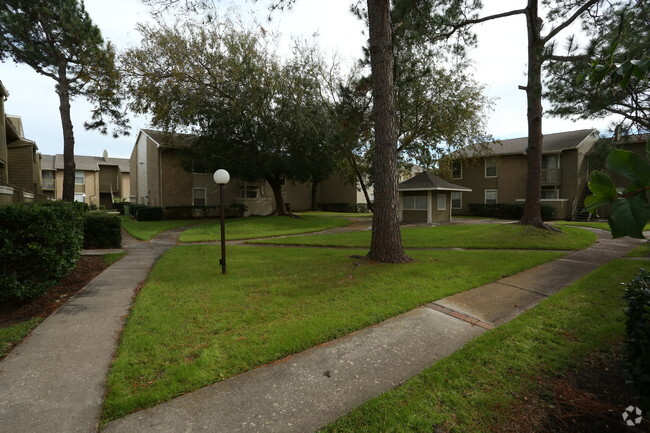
left=572, top=185, right=592, bottom=221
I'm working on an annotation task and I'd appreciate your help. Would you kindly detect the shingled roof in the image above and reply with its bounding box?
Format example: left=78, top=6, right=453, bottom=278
left=459, top=129, right=599, bottom=157
left=398, top=172, right=471, bottom=192
left=141, top=129, right=197, bottom=149
left=42, top=153, right=129, bottom=173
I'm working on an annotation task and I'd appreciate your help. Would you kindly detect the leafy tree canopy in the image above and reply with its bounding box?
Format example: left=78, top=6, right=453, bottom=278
left=121, top=19, right=338, bottom=215
left=545, top=0, right=650, bottom=134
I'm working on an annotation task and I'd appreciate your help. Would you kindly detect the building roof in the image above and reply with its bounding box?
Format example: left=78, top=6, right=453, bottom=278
left=462, top=129, right=599, bottom=157
left=141, top=128, right=197, bottom=149
left=42, top=153, right=130, bottom=173
left=398, top=172, right=472, bottom=192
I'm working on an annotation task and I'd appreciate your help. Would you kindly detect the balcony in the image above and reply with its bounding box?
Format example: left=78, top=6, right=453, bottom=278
left=541, top=168, right=561, bottom=185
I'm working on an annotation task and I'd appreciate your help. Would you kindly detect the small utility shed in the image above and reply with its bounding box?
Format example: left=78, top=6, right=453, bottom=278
left=398, top=172, right=471, bottom=223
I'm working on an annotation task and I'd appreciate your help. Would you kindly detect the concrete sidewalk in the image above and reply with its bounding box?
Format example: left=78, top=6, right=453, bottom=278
left=0, top=228, right=187, bottom=433
left=102, top=230, right=645, bottom=433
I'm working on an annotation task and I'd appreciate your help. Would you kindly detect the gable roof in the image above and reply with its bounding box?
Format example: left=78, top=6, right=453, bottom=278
left=461, top=129, right=599, bottom=157
left=42, top=154, right=130, bottom=173
left=398, top=172, right=472, bottom=192
left=141, top=129, right=197, bottom=149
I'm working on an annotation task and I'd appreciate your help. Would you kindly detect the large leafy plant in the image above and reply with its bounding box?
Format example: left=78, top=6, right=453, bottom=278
left=585, top=141, right=650, bottom=238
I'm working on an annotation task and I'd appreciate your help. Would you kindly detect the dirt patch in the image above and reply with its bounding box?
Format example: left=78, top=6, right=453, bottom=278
left=0, top=256, right=111, bottom=327
left=499, top=347, right=649, bottom=432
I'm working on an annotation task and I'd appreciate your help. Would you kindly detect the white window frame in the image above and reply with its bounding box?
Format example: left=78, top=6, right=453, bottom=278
left=451, top=161, right=462, bottom=179
left=192, top=188, right=206, bottom=206
left=484, top=158, right=498, bottom=178
left=541, top=189, right=559, bottom=200
left=403, top=196, right=428, bottom=210
left=485, top=189, right=498, bottom=205
left=74, top=170, right=84, bottom=185
left=451, top=191, right=462, bottom=209
left=437, top=194, right=446, bottom=211
left=239, top=185, right=259, bottom=199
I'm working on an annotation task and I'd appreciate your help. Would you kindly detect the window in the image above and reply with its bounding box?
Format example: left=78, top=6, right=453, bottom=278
left=42, top=171, right=55, bottom=190
left=239, top=185, right=259, bottom=199
left=541, top=189, right=559, bottom=199
left=74, top=193, right=85, bottom=203
left=485, top=158, right=498, bottom=178
left=437, top=194, right=446, bottom=211
left=403, top=196, right=428, bottom=210
left=193, top=188, right=206, bottom=206
left=485, top=189, right=497, bottom=205
left=451, top=161, right=462, bottom=179
left=451, top=191, right=462, bottom=209
left=75, top=170, right=84, bottom=185
left=542, top=155, right=560, bottom=184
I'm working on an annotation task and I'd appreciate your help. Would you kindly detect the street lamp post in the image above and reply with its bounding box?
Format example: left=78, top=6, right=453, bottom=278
left=213, top=169, right=230, bottom=274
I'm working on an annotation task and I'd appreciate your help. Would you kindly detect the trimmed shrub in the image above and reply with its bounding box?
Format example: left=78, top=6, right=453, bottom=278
left=318, top=203, right=355, bottom=213
left=0, top=202, right=83, bottom=301
left=467, top=203, right=555, bottom=220
left=624, top=268, right=650, bottom=412
left=135, top=206, right=163, bottom=221
left=83, top=212, right=122, bottom=249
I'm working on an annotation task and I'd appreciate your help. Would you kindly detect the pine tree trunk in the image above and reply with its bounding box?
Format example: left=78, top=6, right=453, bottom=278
left=266, top=176, right=289, bottom=216
left=520, top=0, right=546, bottom=228
left=57, top=68, right=76, bottom=203
left=366, top=0, right=412, bottom=263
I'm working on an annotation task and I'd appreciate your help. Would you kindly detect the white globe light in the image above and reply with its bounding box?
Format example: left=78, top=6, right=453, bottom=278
left=213, top=169, right=230, bottom=185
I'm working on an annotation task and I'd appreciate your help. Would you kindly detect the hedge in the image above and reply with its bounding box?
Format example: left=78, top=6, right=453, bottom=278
left=467, top=202, right=555, bottom=220
left=0, top=202, right=84, bottom=301
left=624, top=268, right=650, bottom=412
left=133, top=205, right=163, bottom=221
left=83, top=212, right=122, bottom=249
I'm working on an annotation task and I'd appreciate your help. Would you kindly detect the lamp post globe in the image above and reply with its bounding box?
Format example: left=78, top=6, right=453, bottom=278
left=213, top=169, right=230, bottom=185
left=214, top=169, right=230, bottom=274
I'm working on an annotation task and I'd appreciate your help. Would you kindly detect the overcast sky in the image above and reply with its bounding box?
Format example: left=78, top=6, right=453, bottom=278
left=1, top=0, right=614, bottom=159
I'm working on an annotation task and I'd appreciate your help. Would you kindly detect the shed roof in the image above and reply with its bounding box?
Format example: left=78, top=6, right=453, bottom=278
left=398, top=172, right=472, bottom=192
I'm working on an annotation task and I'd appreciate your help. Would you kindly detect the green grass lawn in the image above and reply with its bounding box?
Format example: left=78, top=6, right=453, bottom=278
left=101, top=245, right=564, bottom=423
left=320, top=259, right=643, bottom=433
left=295, top=211, right=373, bottom=218
left=250, top=224, right=596, bottom=250
left=626, top=242, right=650, bottom=258
left=120, top=216, right=208, bottom=240
left=178, top=215, right=352, bottom=242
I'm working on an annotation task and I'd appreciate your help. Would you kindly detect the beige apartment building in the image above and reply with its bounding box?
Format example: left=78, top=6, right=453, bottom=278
left=129, top=129, right=358, bottom=217
left=447, top=129, right=600, bottom=220
left=0, top=80, right=45, bottom=204
left=41, top=152, right=130, bottom=208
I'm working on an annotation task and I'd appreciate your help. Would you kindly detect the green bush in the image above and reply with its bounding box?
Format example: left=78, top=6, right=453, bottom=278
left=0, top=202, right=83, bottom=301
left=467, top=203, right=555, bottom=220
left=135, top=206, right=163, bottom=221
left=83, top=212, right=122, bottom=249
left=624, top=268, right=650, bottom=412
left=318, top=203, right=355, bottom=213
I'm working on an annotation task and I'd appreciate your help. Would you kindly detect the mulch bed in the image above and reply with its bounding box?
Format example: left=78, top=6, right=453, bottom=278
left=0, top=256, right=111, bottom=328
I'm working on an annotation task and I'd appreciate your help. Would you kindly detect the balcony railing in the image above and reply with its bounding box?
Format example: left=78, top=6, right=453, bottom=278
left=541, top=168, right=560, bottom=185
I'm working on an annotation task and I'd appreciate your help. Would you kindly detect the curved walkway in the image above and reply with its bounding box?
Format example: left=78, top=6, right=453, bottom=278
left=0, top=228, right=187, bottom=433
left=0, top=225, right=646, bottom=433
